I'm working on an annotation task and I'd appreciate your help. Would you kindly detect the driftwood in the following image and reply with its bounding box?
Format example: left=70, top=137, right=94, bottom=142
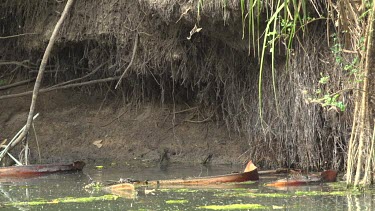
left=0, top=161, right=85, bottom=177
left=107, top=160, right=259, bottom=196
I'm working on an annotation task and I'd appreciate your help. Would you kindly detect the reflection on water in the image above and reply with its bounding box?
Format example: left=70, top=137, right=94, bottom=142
left=0, top=162, right=374, bottom=210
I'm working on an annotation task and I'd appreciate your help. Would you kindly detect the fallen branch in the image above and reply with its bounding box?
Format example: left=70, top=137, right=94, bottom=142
left=0, top=0, right=76, bottom=162
left=0, top=78, right=36, bottom=90
left=0, top=77, right=120, bottom=100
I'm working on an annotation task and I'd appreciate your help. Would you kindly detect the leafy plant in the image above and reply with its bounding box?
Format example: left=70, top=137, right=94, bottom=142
left=307, top=33, right=365, bottom=112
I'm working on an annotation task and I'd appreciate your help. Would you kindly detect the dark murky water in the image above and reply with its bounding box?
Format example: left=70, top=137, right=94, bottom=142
left=0, top=162, right=374, bottom=210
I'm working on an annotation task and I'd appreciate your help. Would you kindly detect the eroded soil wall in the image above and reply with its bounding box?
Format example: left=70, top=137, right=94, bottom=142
left=0, top=0, right=351, bottom=169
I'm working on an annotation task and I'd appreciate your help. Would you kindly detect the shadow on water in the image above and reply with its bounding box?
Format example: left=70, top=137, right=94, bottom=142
left=0, top=162, right=374, bottom=210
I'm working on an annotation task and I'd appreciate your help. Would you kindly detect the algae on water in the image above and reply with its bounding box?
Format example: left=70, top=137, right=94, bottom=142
left=198, top=203, right=267, bottom=210
left=6, top=195, right=118, bottom=207
left=165, top=199, right=189, bottom=204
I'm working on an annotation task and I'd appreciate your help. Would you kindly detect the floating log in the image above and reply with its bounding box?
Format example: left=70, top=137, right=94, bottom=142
left=0, top=161, right=85, bottom=177
left=108, top=160, right=259, bottom=193
left=266, top=170, right=337, bottom=187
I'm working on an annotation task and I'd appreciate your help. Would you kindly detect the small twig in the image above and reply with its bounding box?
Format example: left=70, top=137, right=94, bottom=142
left=0, top=33, right=38, bottom=40
left=115, top=33, right=139, bottom=89
left=184, top=114, right=213, bottom=123
left=176, top=7, right=191, bottom=23
left=173, top=107, right=198, bottom=114
left=0, top=78, right=36, bottom=90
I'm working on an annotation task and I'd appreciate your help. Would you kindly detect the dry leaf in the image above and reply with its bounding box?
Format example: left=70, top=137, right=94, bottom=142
left=93, top=140, right=103, bottom=148
left=187, top=24, right=202, bottom=40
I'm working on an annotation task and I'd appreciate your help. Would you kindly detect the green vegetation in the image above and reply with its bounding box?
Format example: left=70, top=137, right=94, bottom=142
left=241, top=192, right=291, bottom=198
left=216, top=191, right=290, bottom=198
left=294, top=190, right=361, bottom=197
left=215, top=189, right=362, bottom=198
left=95, top=165, right=104, bottom=170
left=306, top=34, right=365, bottom=112
left=198, top=203, right=266, bottom=210
left=165, top=199, right=189, bottom=204
left=327, top=182, right=349, bottom=189
left=84, top=181, right=104, bottom=190
left=0, top=79, right=6, bottom=85
left=5, top=195, right=118, bottom=207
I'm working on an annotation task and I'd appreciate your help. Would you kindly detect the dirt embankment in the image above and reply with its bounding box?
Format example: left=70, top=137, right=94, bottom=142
left=0, top=0, right=351, bottom=169
left=0, top=88, right=250, bottom=165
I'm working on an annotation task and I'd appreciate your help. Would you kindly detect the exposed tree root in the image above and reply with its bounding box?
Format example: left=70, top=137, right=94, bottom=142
left=0, top=77, right=120, bottom=100
left=0, top=78, right=36, bottom=90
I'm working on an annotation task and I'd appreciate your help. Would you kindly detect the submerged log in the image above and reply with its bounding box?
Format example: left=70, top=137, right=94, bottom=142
left=258, top=169, right=289, bottom=175
left=0, top=161, right=85, bottom=177
left=266, top=170, right=338, bottom=187
left=145, top=170, right=258, bottom=186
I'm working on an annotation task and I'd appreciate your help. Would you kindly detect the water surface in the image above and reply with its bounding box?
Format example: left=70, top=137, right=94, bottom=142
left=0, top=162, right=373, bottom=210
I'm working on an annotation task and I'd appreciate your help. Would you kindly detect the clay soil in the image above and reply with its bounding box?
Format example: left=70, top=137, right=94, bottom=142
left=0, top=87, right=250, bottom=166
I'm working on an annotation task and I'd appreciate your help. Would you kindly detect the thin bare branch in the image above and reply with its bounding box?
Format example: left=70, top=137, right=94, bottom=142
left=115, top=33, right=139, bottom=89
left=0, top=78, right=36, bottom=90
left=0, top=33, right=38, bottom=40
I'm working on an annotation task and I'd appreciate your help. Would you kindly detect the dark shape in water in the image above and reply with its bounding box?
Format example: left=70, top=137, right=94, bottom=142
left=0, top=161, right=85, bottom=177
